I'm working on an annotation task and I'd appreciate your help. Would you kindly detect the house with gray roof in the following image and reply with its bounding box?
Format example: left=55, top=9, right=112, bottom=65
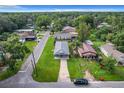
left=54, top=41, right=69, bottom=59
left=100, top=43, right=124, bottom=66
left=54, top=33, right=72, bottom=40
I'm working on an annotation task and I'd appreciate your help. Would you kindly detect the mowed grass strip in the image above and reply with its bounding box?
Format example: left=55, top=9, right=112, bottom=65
left=32, top=37, right=60, bottom=82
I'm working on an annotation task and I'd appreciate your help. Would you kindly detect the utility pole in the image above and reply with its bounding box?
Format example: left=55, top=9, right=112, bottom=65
left=32, top=51, right=37, bottom=76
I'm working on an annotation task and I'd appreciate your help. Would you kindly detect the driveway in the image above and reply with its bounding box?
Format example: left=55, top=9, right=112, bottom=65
left=58, top=59, right=71, bottom=82
left=84, top=70, right=95, bottom=81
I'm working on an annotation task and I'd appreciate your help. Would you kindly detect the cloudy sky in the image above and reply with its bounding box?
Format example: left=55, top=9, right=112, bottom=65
left=0, top=5, right=124, bottom=12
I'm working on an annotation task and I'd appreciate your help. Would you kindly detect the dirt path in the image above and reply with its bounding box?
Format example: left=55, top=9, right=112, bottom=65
left=84, top=70, right=95, bottom=81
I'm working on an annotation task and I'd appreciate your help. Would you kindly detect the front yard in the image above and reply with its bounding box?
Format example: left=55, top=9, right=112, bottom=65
left=68, top=40, right=124, bottom=81
left=68, top=57, right=124, bottom=81
left=32, top=37, right=60, bottom=82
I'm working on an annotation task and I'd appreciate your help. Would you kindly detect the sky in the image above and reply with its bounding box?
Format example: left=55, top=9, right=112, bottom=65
left=0, top=5, right=124, bottom=12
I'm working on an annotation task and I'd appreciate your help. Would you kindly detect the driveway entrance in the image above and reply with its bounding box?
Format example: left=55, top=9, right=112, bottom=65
left=58, top=59, right=71, bottom=82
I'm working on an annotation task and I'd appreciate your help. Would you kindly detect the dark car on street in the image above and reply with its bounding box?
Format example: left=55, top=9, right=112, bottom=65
left=73, top=78, right=89, bottom=85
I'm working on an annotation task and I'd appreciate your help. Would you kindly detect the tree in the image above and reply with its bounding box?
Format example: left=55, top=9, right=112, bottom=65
left=36, top=15, right=51, bottom=30
left=77, top=23, right=89, bottom=42
left=95, top=26, right=111, bottom=41
left=112, top=31, right=124, bottom=52
left=74, top=15, right=94, bottom=28
left=0, top=15, right=17, bottom=33
left=100, top=57, right=115, bottom=73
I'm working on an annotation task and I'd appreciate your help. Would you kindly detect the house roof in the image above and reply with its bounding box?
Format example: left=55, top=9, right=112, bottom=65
left=82, top=43, right=96, bottom=54
left=97, top=22, right=111, bottom=28
left=100, top=43, right=124, bottom=63
left=54, top=41, right=69, bottom=55
left=62, top=26, right=76, bottom=33
left=54, top=33, right=72, bottom=40
left=78, top=43, right=96, bottom=57
left=15, top=29, right=34, bottom=32
left=85, top=40, right=93, bottom=45
left=17, top=31, right=35, bottom=39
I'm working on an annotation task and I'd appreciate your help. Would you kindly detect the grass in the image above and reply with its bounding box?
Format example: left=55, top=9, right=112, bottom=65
left=0, top=61, right=22, bottom=80
left=32, top=37, right=60, bottom=82
left=68, top=40, right=124, bottom=81
left=68, top=57, right=124, bottom=81
left=24, top=41, right=37, bottom=52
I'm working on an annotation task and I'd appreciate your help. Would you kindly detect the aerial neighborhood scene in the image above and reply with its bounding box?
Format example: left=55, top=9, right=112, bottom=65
left=0, top=5, right=124, bottom=88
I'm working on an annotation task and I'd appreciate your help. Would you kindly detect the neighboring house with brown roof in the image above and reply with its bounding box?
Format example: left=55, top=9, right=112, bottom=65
left=62, top=26, right=76, bottom=33
left=62, top=26, right=78, bottom=38
left=15, top=29, right=36, bottom=42
left=78, top=43, right=97, bottom=59
left=100, top=43, right=124, bottom=66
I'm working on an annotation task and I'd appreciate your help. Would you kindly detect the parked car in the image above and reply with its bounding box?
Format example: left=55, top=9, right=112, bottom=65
left=73, top=78, right=88, bottom=85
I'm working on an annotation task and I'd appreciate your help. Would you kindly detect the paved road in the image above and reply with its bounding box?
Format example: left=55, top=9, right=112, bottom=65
left=0, top=31, right=124, bottom=88
left=58, top=59, right=71, bottom=82
left=0, top=31, right=50, bottom=87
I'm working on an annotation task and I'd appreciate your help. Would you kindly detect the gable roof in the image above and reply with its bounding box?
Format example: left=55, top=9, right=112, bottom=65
left=15, top=29, right=34, bottom=32
left=82, top=43, right=96, bottom=54
left=62, top=26, right=76, bottom=33
left=54, top=33, right=72, bottom=40
left=78, top=43, right=96, bottom=57
left=54, top=41, right=69, bottom=55
left=100, top=43, right=124, bottom=63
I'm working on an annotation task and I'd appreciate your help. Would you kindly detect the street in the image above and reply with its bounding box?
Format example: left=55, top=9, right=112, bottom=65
left=0, top=31, right=124, bottom=88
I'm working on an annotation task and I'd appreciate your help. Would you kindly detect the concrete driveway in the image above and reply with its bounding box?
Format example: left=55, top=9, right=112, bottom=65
left=58, top=59, right=71, bottom=82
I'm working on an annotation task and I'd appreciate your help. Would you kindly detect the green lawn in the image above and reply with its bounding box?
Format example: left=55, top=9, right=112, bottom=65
left=68, top=57, right=124, bottom=81
left=32, top=37, right=60, bottom=82
left=24, top=41, right=37, bottom=52
left=0, top=61, right=22, bottom=80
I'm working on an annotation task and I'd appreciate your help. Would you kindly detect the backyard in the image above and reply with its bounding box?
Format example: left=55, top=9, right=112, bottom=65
left=32, top=37, right=60, bottom=82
